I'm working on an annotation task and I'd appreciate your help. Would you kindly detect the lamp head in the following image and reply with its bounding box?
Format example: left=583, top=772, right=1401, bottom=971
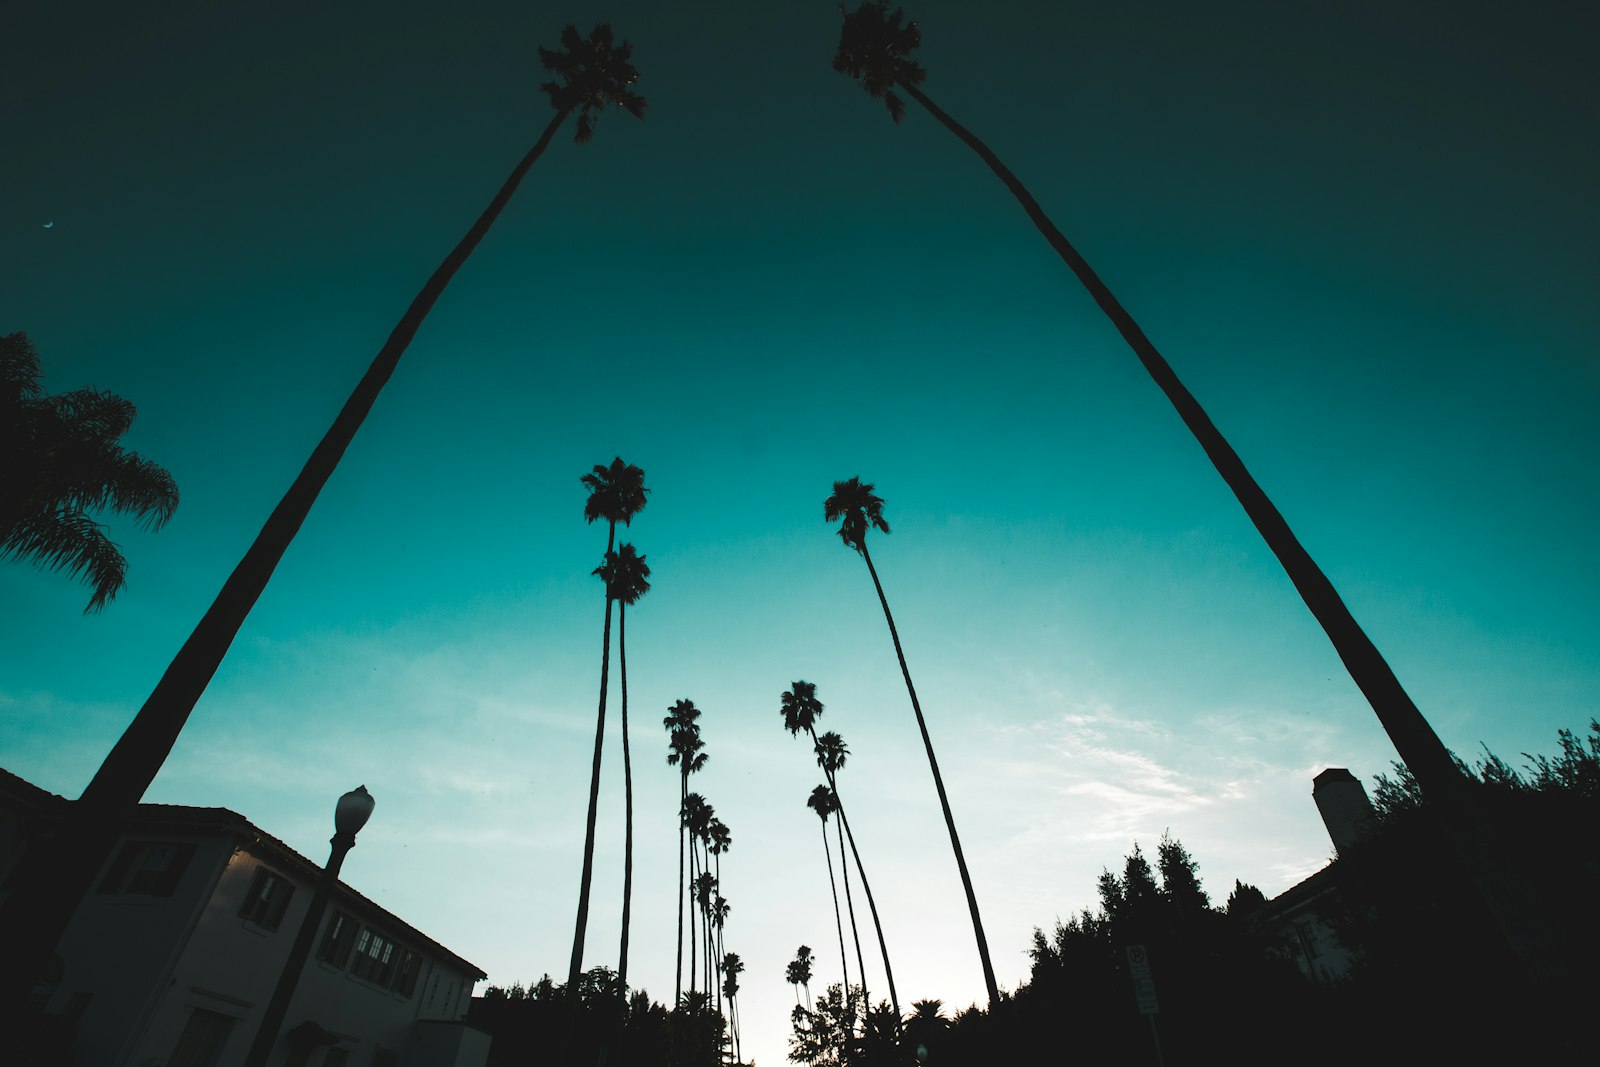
left=334, top=785, right=375, bottom=837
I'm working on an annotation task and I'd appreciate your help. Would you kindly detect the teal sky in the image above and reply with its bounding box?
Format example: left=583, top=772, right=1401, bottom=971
left=4, top=2, right=1597, bottom=1063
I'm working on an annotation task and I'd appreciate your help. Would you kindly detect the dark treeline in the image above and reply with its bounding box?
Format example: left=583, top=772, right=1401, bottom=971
left=786, top=721, right=1598, bottom=1067
left=471, top=971, right=725, bottom=1067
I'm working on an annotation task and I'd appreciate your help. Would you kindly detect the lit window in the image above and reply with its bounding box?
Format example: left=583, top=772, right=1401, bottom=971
left=350, top=927, right=398, bottom=986
left=317, top=911, right=357, bottom=967
left=238, top=868, right=296, bottom=930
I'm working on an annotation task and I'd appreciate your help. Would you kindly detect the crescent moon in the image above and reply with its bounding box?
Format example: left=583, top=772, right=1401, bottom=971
left=42, top=221, right=54, bottom=229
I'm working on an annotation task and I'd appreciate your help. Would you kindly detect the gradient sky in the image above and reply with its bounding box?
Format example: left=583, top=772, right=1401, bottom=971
left=4, top=2, right=1597, bottom=1064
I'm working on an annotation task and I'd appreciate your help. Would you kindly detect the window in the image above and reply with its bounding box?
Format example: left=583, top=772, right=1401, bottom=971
left=349, top=927, right=397, bottom=986
left=98, top=841, right=197, bottom=897
left=238, top=868, right=295, bottom=930
left=391, top=950, right=422, bottom=997
left=317, top=911, right=357, bottom=967
left=167, top=1008, right=236, bottom=1067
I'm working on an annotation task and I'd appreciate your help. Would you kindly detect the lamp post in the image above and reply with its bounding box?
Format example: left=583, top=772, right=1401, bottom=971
left=242, top=786, right=375, bottom=1067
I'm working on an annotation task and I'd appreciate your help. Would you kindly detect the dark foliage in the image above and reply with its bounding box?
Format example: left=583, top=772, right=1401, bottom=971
left=1320, top=723, right=1600, bottom=1063
left=471, top=971, right=724, bottom=1067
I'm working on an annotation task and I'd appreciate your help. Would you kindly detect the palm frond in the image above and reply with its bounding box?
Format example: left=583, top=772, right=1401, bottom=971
left=2, top=508, right=126, bottom=612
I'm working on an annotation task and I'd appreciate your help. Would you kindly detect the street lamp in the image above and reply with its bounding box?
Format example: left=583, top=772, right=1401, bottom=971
left=242, top=786, right=375, bottom=1067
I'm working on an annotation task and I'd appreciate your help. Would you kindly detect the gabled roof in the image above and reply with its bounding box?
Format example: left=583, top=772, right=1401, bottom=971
left=0, top=767, right=485, bottom=979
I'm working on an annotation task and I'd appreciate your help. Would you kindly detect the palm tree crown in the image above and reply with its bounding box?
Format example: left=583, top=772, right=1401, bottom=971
left=807, top=784, right=838, bottom=823
left=832, top=2, right=926, bottom=123
left=781, top=680, right=825, bottom=737
left=581, top=457, right=648, bottom=533
left=595, top=542, right=651, bottom=605
left=823, top=477, right=889, bottom=554
left=1, top=332, right=178, bottom=612
left=815, top=731, right=850, bottom=777
left=539, top=23, right=647, bottom=144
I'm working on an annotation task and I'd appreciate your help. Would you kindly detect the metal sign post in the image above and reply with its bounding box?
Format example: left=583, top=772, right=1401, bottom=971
left=1126, top=945, right=1166, bottom=1067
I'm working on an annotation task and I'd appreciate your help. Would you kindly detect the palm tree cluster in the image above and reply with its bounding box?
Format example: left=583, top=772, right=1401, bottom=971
left=666, top=705, right=746, bottom=1062
left=569, top=457, right=650, bottom=999
left=3, top=2, right=1550, bottom=1054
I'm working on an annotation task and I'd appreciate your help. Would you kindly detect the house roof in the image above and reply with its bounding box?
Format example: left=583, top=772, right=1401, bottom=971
left=0, top=767, right=485, bottom=980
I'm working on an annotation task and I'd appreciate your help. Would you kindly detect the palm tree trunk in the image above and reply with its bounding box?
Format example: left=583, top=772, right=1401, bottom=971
left=857, top=540, right=998, bottom=1007
left=894, top=79, right=1561, bottom=979
left=687, top=833, right=699, bottom=996
left=676, top=774, right=686, bottom=1005
left=896, top=78, right=1464, bottom=799
left=820, top=820, right=852, bottom=1000
left=618, top=602, right=634, bottom=992
left=834, top=815, right=870, bottom=1017
left=0, top=107, right=574, bottom=1018
left=809, top=733, right=902, bottom=1021
left=569, top=587, right=614, bottom=990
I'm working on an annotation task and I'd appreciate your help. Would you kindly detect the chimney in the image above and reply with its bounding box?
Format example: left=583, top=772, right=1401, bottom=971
left=1313, top=768, right=1374, bottom=854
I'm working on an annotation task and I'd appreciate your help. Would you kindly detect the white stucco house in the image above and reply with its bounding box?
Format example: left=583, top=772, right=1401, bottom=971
left=0, top=768, right=490, bottom=1067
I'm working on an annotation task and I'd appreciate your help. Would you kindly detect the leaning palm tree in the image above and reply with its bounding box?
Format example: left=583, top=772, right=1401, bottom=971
left=807, top=784, right=853, bottom=1008
left=665, top=701, right=707, bottom=1002
left=832, top=1, right=1467, bottom=834
left=1, top=332, right=179, bottom=612
left=569, top=461, right=648, bottom=994
left=821, top=480, right=997, bottom=1005
left=782, top=681, right=901, bottom=1021
left=0, top=22, right=648, bottom=1015
left=596, top=543, right=651, bottom=990
left=814, top=730, right=870, bottom=1011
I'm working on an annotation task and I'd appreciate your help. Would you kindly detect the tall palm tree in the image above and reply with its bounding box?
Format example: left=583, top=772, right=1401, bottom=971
left=1, top=332, right=179, bottom=612
left=831, top=1, right=1466, bottom=824
left=782, top=681, right=901, bottom=1020
left=828, top=0, right=1558, bottom=979
left=569, top=460, right=648, bottom=994
left=0, top=22, right=647, bottom=1015
left=597, top=543, right=650, bottom=990
left=787, top=945, right=815, bottom=1008
left=821, top=479, right=997, bottom=1005
left=814, top=730, right=870, bottom=1011
left=665, top=701, right=706, bottom=1002
left=807, top=784, right=853, bottom=1005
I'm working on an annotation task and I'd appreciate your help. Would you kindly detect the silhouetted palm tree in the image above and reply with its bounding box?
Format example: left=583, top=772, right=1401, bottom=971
left=0, top=23, right=647, bottom=1014
left=721, top=951, right=745, bottom=1064
left=831, top=0, right=1464, bottom=811
left=814, top=730, right=870, bottom=1010
left=821, top=478, right=996, bottom=1006
left=597, top=543, right=650, bottom=990
left=808, top=784, right=853, bottom=1004
left=665, top=700, right=706, bottom=1002
left=782, top=680, right=902, bottom=1020
left=1, top=333, right=178, bottom=612
left=788, top=945, right=815, bottom=1008
left=570, top=460, right=648, bottom=994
